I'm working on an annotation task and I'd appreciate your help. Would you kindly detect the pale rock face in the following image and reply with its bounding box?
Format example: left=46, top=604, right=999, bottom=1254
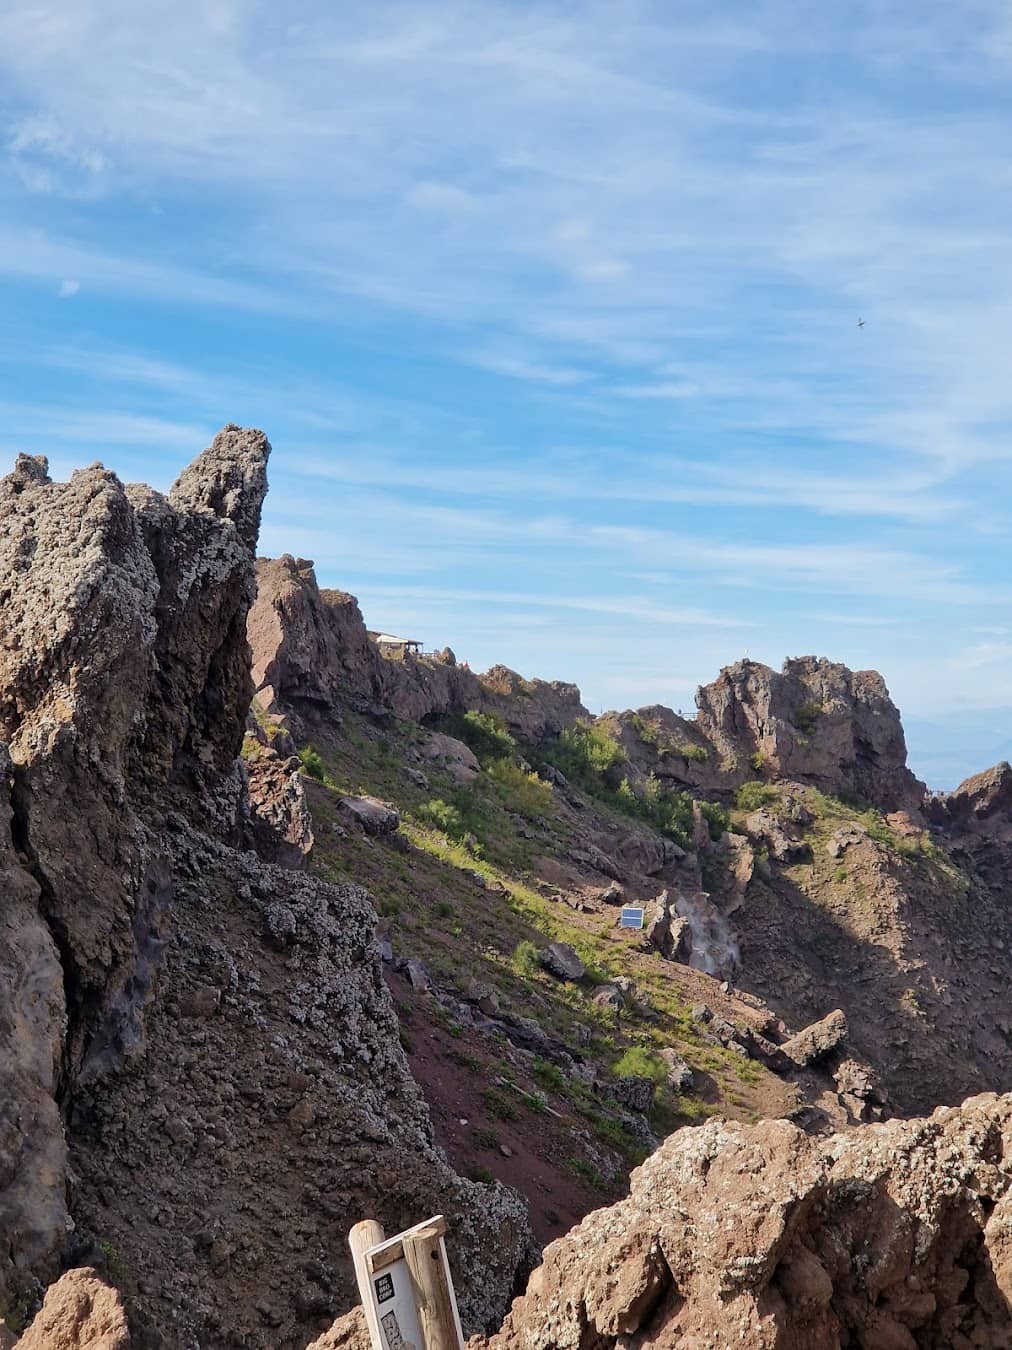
left=16, top=1268, right=130, bottom=1349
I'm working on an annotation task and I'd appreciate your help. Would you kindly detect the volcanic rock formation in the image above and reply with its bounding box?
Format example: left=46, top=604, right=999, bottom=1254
left=249, top=554, right=587, bottom=739
left=0, top=430, right=531, bottom=1345
left=309, top=1093, right=1012, bottom=1348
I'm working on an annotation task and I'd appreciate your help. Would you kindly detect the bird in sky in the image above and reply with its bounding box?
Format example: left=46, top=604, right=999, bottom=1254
left=857, top=317, right=865, bottom=327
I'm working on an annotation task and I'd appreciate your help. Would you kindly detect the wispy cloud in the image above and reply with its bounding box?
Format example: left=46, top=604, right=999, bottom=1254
left=3, top=0, right=1012, bottom=746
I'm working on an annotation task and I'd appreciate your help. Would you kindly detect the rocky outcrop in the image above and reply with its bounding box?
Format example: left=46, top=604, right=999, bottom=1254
left=15, top=1267, right=130, bottom=1349
left=0, top=432, right=532, bottom=1344
left=243, top=719, right=315, bottom=868
left=475, top=1093, right=1012, bottom=1349
left=928, top=760, right=1012, bottom=833
left=248, top=555, right=586, bottom=740
left=781, top=1008, right=849, bottom=1068
left=612, top=658, right=926, bottom=814
left=696, top=656, right=925, bottom=813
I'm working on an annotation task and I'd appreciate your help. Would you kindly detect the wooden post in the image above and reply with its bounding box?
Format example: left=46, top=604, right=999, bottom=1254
left=349, top=1218, right=387, bottom=1350
left=402, top=1220, right=463, bottom=1350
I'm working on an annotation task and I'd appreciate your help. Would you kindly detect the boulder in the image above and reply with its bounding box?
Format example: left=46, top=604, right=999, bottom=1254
left=593, top=985, right=625, bottom=1011
left=244, top=745, right=315, bottom=868
left=464, top=979, right=500, bottom=1016
left=659, top=1048, right=695, bottom=1093
left=16, top=1268, right=130, bottom=1349
left=744, top=808, right=810, bottom=863
left=825, top=825, right=867, bottom=859
left=782, top=1009, right=848, bottom=1068
left=834, top=1057, right=888, bottom=1121
left=339, top=795, right=400, bottom=835
left=609, top=1075, right=656, bottom=1113
left=539, top=942, right=586, bottom=981
left=420, top=732, right=480, bottom=785
left=567, top=843, right=623, bottom=881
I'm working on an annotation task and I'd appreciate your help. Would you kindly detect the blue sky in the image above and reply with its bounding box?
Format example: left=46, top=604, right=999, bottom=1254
left=2, top=1, right=1011, bottom=786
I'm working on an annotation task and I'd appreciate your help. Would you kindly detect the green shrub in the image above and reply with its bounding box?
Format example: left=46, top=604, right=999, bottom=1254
left=680, top=743, right=709, bottom=763
left=792, top=700, right=823, bottom=737
left=485, top=758, right=553, bottom=818
left=533, top=1058, right=565, bottom=1093
left=543, top=721, right=626, bottom=786
left=443, top=710, right=516, bottom=765
left=511, top=939, right=540, bottom=978
left=749, top=750, right=767, bottom=773
left=416, top=797, right=466, bottom=839
left=735, top=781, right=781, bottom=812
left=613, top=1044, right=668, bottom=1085
left=699, top=800, right=730, bottom=840
left=569, top=1158, right=604, bottom=1187
left=298, top=745, right=327, bottom=782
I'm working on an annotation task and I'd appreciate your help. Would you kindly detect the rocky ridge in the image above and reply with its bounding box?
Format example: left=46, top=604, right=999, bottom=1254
left=0, top=431, right=531, bottom=1345
left=8, top=430, right=1012, bottom=1347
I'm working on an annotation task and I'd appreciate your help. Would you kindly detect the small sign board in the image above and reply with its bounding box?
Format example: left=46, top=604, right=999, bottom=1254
left=362, top=1216, right=464, bottom=1350
left=619, top=905, right=645, bottom=930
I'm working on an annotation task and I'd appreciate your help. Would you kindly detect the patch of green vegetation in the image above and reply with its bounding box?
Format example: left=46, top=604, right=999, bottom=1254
left=241, top=731, right=266, bottom=762
left=680, top=742, right=709, bottom=763
left=733, top=1058, right=762, bottom=1085
left=792, top=700, right=823, bottom=737
left=532, top=1057, right=566, bottom=1093
left=804, top=789, right=938, bottom=859
left=472, top=1125, right=500, bottom=1149
left=298, top=745, right=328, bottom=782
left=484, top=758, right=553, bottom=819
left=613, top=1044, right=668, bottom=1085
left=415, top=797, right=467, bottom=840
left=573, top=1103, right=650, bottom=1164
left=542, top=720, right=627, bottom=786
left=442, top=710, right=517, bottom=765
left=511, top=939, right=541, bottom=977
left=699, top=799, right=730, bottom=840
left=569, top=1158, right=605, bottom=1187
left=100, top=1241, right=128, bottom=1284
left=735, top=780, right=782, bottom=812
left=469, top=1165, right=495, bottom=1184
left=749, top=750, right=767, bottom=773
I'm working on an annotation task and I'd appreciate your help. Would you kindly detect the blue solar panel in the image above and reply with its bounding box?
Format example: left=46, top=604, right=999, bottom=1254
left=619, top=906, right=644, bottom=929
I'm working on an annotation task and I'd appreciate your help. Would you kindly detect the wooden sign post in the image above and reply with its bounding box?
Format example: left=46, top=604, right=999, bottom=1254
left=349, top=1215, right=464, bottom=1350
